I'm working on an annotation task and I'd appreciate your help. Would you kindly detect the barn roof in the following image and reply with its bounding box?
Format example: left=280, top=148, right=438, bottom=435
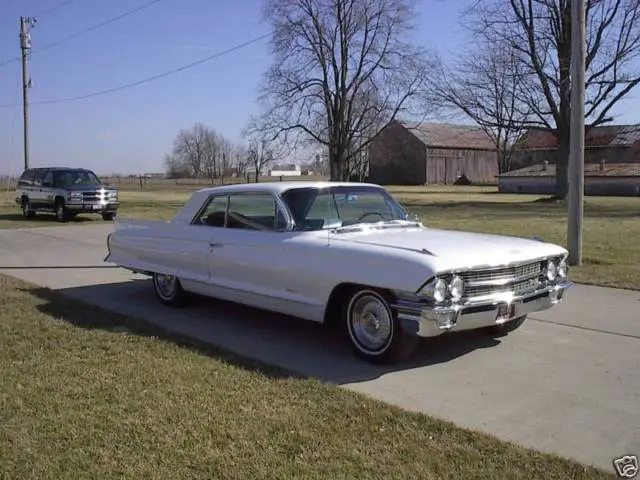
left=498, top=162, right=640, bottom=177
left=517, top=125, right=640, bottom=149
left=397, top=121, right=497, bottom=151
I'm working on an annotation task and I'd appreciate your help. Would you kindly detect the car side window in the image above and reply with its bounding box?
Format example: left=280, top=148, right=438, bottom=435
left=18, top=169, right=34, bottom=187
left=227, top=193, right=288, bottom=232
left=31, top=170, right=44, bottom=186
left=193, top=195, right=228, bottom=227
left=42, top=171, right=53, bottom=187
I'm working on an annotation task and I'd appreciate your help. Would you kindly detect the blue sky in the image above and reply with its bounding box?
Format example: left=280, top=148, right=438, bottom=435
left=0, top=0, right=637, bottom=176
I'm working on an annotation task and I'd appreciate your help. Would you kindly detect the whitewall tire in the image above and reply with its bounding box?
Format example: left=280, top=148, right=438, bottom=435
left=343, top=288, right=418, bottom=364
left=152, top=272, right=187, bottom=307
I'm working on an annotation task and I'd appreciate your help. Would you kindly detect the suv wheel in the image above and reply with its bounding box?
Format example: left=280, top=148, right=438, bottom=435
left=102, top=211, right=116, bottom=221
left=21, top=198, right=35, bottom=218
left=54, top=200, right=69, bottom=222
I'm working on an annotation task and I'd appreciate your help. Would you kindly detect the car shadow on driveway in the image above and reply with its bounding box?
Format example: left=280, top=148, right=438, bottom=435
left=24, top=278, right=502, bottom=385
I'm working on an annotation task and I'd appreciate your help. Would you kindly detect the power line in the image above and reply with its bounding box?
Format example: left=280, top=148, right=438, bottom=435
left=0, top=0, right=164, bottom=68
left=34, top=0, right=82, bottom=18
left=0, top=32, right=273, bottom=109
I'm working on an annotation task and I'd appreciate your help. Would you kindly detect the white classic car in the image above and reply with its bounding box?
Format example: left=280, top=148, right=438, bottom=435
left=105, top=181, right=572, bottom=364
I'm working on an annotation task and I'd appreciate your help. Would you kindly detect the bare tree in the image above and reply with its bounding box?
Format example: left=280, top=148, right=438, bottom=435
left=465, top=0, right=640, bottom=197
left=172, top=123, right=211, bottom=177
left=247, top=136, right=277, bottom=182
left=217, top=136, right=234, bottom=184
left=251, top=0, right=437, bottom=181
left=163, top=153, right=190, bottom=178
left=432, top=43, right=531, bottom=173
left=201, top=128, right=221, bottom=182
left=232, top=144, right=250, bottom=180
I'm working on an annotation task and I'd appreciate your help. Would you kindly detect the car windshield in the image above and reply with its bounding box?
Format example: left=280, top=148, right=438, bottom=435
left=280, top=185, right=411, bottom=231
left=53, top=170, right=102, bottom=188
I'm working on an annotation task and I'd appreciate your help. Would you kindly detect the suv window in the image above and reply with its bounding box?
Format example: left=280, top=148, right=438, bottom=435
left=52, top=170, right=101, bottom=188
left=17, top=169, right=34, bottom=187
left=42, top=171, right=54, bottom=187
left=227, top=193, right=288, bottom=231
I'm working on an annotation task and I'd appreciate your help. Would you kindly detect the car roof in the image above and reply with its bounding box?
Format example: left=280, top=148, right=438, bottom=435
left=23, top=167, right=93, bottom=172
left=195, top=181, right=384, bottom=195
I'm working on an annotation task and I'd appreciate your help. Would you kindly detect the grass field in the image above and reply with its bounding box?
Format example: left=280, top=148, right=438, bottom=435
left=0, top=274, right=613, bottom=479
left=1, top=183, right=638, bottom=290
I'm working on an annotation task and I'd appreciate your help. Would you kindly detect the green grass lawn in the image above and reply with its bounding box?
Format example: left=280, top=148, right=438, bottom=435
left=1, top=184, right=638, bottom=290
left=0, top=274, right=612, bottom=479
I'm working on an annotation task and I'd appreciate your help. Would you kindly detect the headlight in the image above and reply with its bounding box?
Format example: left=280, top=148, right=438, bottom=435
left=449, top=275, right=464, bottom=300
left=67, top=192, right=82, bottom=200
left=545, top=260, right=557, bottom=281
left=433, top=278, right=447, bottom=302
left=557, top=259, right=568, bottom=278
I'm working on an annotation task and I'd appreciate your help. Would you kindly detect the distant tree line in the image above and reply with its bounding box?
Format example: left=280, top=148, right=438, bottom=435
left=163, top=123, right=283, bottom=183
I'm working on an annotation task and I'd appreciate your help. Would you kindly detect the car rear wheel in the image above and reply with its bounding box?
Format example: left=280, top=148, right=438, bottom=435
left=343, top=288, right=418, bottom=364
left=21, top=198, right=35, bottom=218
left=152, top=272, right=188, bottom=307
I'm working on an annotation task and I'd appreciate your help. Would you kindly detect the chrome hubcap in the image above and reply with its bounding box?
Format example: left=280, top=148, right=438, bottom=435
left=155, top=274, right=177, bottom=298
left=349, top=294, right=392, bottom=352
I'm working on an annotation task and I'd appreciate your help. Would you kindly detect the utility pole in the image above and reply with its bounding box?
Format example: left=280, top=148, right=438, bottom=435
left=568, top=0, right=585, bottom=266
left=19, top=16, right=36, bottom=171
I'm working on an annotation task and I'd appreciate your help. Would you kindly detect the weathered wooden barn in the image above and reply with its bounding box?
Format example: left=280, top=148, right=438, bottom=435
left=510, top=124, right=640, bottom=170
left=497, top=161, right=640, bottom=196
left=367, top=120, right=498, bottom=185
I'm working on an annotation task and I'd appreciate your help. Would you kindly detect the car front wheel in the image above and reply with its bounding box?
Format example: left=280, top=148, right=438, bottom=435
left=21, top=198, right=35, bottom=218
left=54, top=200, right=69, bottom=222
left=152, top=272, right=187, bottom=307
left=343, top=288, right=418, bottom=364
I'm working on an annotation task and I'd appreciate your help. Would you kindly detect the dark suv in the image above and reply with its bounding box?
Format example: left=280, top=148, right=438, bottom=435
left=15, top=167, right=120, bottom=222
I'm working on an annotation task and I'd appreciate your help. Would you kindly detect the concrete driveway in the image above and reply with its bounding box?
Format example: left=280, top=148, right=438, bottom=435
left=0, top=223, right=638, bottom=473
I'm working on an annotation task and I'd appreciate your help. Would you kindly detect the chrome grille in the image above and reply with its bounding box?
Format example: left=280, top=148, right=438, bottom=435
left=460, top=261, right=544, bottom=299
left=82, top=191, right=100, bottom=201
left=462, top=262, right=541, bottom=285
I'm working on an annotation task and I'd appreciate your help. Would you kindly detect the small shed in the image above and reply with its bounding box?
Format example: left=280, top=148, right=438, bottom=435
left=368, top=120, right=498, bottom=185
left=497, top=161, right=640, bottom=196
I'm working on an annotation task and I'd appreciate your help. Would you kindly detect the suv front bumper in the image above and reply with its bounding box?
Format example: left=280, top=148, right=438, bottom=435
left=392, top=281, right=572, bottom=338
left=65, top=200, right=120, bottom=214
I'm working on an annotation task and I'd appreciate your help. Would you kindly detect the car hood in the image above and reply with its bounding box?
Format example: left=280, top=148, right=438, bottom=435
left=64, top=184, right=116, bottom=192
left=329, top=226, right=567, bottom=270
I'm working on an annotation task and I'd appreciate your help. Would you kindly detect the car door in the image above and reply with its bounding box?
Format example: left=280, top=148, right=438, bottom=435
left=209, top=191, right=304, bottom=312
left=29, top=169, right=48, bottom=207
left=179, top=193, right=229, bottom=288
left=39, top=170, right=55, bottom=207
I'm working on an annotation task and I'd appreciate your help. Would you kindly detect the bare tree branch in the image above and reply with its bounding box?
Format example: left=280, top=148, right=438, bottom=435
left=430, top=42, right=533, bottom=173
left=250, top=0, right=439, bottom=181
left=463, top=0, right=640, bottom=197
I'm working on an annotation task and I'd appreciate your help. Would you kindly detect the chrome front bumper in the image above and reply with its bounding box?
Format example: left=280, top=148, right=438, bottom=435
left=65, top=200, right=119, bottom=212
left=393, top=281, right=573, bottom=338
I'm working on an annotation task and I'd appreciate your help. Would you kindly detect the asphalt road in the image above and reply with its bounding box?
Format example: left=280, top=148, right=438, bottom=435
left=0, top=223, right=638, bottom=474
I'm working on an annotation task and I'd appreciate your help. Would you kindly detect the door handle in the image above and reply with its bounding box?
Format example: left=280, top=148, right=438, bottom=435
left=209, top=242, right=223, bottom=248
